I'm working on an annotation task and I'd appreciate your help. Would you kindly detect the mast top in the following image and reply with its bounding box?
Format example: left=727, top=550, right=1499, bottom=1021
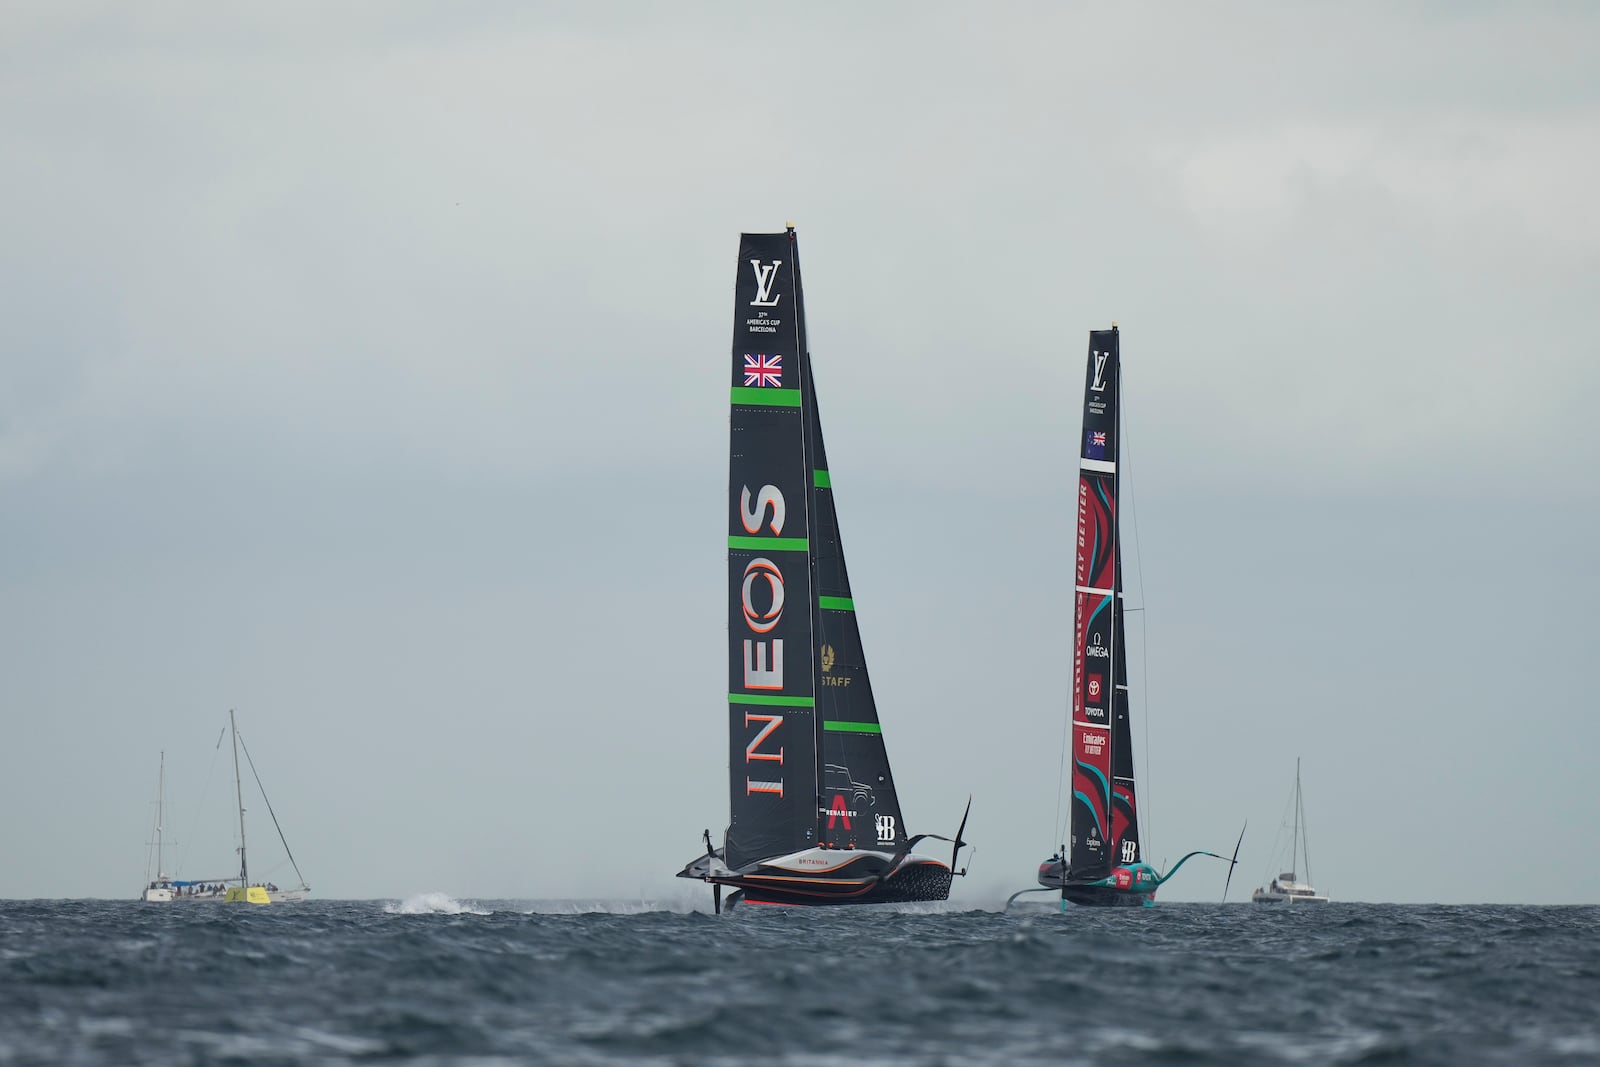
left=785, top=220, right=795, bottom=231
left=1111, top=321, right=1119, bottom=329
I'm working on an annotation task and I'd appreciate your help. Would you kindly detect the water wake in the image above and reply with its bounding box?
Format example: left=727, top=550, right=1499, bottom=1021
left=383, top=892, right=491, bottom=916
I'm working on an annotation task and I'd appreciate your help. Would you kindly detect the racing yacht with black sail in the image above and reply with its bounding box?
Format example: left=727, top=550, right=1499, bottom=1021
left=677, top=226, right=970, bottom=911
left=1014, top=326, right=1239, bottom=909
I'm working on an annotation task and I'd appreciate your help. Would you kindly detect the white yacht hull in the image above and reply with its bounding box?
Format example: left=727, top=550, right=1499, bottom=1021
left=141, top=884, right=230, bottom=902
left=1251, top=886, right=1329, bottom=904
left=140, top=883, right=307, bottom=903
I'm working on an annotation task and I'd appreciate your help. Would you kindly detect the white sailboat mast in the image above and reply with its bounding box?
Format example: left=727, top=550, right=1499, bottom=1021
left=156, top=751, right=167, bottom=880
left=231, top=709, right=248, bottom=887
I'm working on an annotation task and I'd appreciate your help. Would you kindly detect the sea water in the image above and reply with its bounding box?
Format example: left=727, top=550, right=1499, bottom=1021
left=2, top=898, right=1596, bottom=1065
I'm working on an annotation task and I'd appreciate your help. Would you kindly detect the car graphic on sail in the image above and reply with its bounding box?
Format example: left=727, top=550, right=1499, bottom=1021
left=822, top=763, right=877, bottom=810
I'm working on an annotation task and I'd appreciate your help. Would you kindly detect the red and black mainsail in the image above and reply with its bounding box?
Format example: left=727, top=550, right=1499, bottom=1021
left=1068, top=326, right=1142, bottom=881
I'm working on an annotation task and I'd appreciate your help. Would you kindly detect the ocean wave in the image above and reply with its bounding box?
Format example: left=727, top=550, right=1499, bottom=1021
left=520, top=899, right=691, bottom=916
left=5, top=902, right=1597, bottom=1065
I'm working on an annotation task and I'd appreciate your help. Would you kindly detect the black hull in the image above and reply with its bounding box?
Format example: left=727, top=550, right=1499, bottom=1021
left=1061, top=885, right=1154, bottom=908
left=681, top=848, right=955, bottom=909
left=722, top=860, right=954, bottom=908
left=1037, top=858, right=1156, bottom=908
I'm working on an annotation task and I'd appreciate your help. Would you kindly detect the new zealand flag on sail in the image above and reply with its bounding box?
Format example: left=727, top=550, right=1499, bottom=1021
left=1084, top=429, right=1107, bottom=460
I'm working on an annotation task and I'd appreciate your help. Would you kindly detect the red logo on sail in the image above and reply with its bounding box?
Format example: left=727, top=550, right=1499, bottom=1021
left=1087, top=673, right=1104, bottom=703
left=743, top=353, right=783, bottom=387
left=826, top=794, right=853, bottom=829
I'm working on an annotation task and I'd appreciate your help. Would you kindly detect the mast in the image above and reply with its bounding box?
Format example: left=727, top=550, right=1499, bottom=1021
left=156, top=751, right=166, bottom=876
left=156, top=751, right=166, bottom=879
left=1292, top=756, right=1303, bottom=880
left=791, top=227, right=822, bottom=837
left=230, top=709, right=248, bottom=887
left=1109, top=336, right=1120, bottom=820
left=1107, top=328, right=1142, bottom=871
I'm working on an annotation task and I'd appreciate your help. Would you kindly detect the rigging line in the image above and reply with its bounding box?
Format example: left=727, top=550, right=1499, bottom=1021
left=176, top=731, right=225, bottom=878
left=144, top=758, right=163, bottom=886
left=1304, top=813, right=1314, bottom=887
left=1122, top=345, right=1154, bottom=858
left=1053, top=665, right=1071, bottom=853
left=1260, top=767, right=1298, bottom=886
left=1052, top=354, right=1075, bottom=852
left=1300, top=765, right=1315, bottom=887
left=1292, top=760, right=1301, bottom=877
left=237, top=731, right=307, bottom=888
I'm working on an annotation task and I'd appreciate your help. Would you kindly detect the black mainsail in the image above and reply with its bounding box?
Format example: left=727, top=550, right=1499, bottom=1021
left=1067, top=326, right=1122, bottom=885
left=681, top=227, right=966, bottom=909
left=724, top=232, right=817, bottom=870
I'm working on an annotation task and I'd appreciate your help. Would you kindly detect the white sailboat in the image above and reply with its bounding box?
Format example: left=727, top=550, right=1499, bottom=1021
left=138, top=710, right=310, bottom=905
left=140, top=752, right=175, bottom=902
left=1252, top=758, right=1328, bottom=904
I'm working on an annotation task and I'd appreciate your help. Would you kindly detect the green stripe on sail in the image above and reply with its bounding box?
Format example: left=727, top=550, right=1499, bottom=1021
left=730, top=386, right=802, bottom=408
left=728, top=535, right=808, bottom=552
left=823, top=720, right=882, bottom=734
left=729, top=693, right=816, bottom=707
left=818, top=596, right=854, bottom=611
left=813, top=470, right=831, bottom=488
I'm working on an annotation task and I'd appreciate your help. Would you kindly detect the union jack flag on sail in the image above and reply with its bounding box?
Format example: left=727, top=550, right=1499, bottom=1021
left=743, top=353, right=783, bottom=388
left=1085, top=429, right=1107, bottom=459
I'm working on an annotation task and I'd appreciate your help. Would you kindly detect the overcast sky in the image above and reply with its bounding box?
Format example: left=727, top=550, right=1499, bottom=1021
left=2, top=3, right=1596, bottom=905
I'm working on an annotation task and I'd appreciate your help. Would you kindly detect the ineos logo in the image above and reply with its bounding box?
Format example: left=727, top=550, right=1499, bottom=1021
left=741, top=558, right=785, bottom=633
